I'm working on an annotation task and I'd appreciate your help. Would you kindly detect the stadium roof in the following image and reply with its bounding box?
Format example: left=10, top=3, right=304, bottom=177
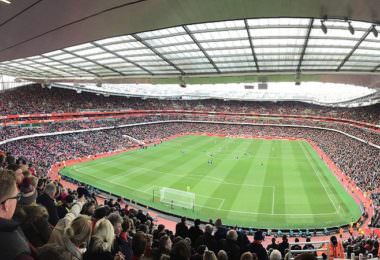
left=0, top=0, right=380, bottom=90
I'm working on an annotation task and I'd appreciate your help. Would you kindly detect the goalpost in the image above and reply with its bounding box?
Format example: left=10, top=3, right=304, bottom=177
left=159, top=187, right=195, bottom=211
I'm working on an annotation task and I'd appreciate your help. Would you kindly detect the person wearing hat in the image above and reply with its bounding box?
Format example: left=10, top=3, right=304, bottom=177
left=57, top=194, right=75, bottom=219
left=248, top=230, right=269, bottom=260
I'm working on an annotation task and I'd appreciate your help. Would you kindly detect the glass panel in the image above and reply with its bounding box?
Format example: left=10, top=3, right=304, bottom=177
left=216, top=61, right=256, bottom=67
left=44, top=50, right=64, bottom=57
left=308, top=38, right=356, bottom=47
left=302, top=60, right=341, bottom=66
left=137, top=26, right=185, bottom=38
left=187, top=20, right=245, bottom=31
left=219, top=67, right=255, bottom=72
left=163, top=51, right=205, bottom=59
left=95, top=35, right=133, bottom=45
left=96, top=58, right=126, bottom=64
left=193, top=30, right=248, bottom=41
left=53, top=53, right=74, bottom=60
left=145, top=34, right=193, bottom=46
left=86, top=53, right=115, bottom=60
left=252, top=38, right=304, bottom=46
left=255, top=47, right=301, bottom=54
left=177, top=64, right=215, bottom=69
left=65, top=43, right=94, bottom=51
left=155, top=43, right=199, bottom=53
left=116, top=49, right=155, bottom=56
left=250, top=28, right=307, bottom=37
left=172, top=57, right=210, bottom=64
left=248, top=18, right=310, bottom=27
left=354, top=49, right=380, bottom=55
left=74, top=47, right=105, bottom=56
left=200, top=40, right=249, bottom=49
left=206, top=48, right=252, bottom=56
left=344, top=61, right=378, bottom=66
left=212, top=56, right=254, bottom=62
left=64, top=57, right=87, bottom=63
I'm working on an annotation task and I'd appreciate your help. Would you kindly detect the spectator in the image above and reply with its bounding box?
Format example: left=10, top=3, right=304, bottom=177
left=152, top=235, right=172, bottom=260
left=0, top=169, right=33, bottom=260
left=214, top=219, right=227, bottom=241
left=219, top=229, right=240, bottom=260
left=303, top=238, right=314, bottom=251
left=195, top=224, right=218, bottom=253
left=266, top=237, right=279, bottom=251
left=176, top=216, right=189, bottom=238
left=170, top=239, right=191, bottom=260
left=278, top=235, right=289, bottom=257
left=291, top=238, right=302, bottom=251
left=241, top=251, right=255, bottom=260
left=188, top=219, right=204, bottom=247
left=327, top=236, right=344, bottom=260
left=50, top=214, right=92, bottom=259
left=217, top=250, right=228, bottom=260
left=132, top=231, right=148, bottom=259
left=37, top=182, right=60, bottom=226
left=108, top=212, right=133, bottom=260
left=57, top=194, right=75, bottom=219
left=203, top=250, right=217, bottom=260
left=269, top=250, right=282, bottom=260
left=13, top=203, right=52, bottom=247
left=248, top=231, right=268, bottom=260
left=84, top=218, right=121, bottom=260
left=37, top=243, right=67, bottom=260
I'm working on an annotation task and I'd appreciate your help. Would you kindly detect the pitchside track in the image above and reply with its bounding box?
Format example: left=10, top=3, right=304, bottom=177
left=61, top=135, right=361, bottom=229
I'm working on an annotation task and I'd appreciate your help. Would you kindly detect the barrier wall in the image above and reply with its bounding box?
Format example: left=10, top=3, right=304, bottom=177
left=1, top=109, right=379, bottom=133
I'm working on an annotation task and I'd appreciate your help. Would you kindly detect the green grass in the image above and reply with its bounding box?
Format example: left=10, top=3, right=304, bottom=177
left=60, top=135, right=362, bottom=229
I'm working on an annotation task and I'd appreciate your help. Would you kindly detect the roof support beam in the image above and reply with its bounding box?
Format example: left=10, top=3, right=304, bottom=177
left=91, top=42, right=154, bottom=75
left=336, top=26, right=373, bottom=71
left=372, top=64, right=380, bottom=72
left=244, top=19, right=260, bottom=72
left=42, top=54, right=100, bottom=77
left=5, top=63, right=46, bottom=77
left=25, top=58, right=77, bottom=77
left=131, top=34, right=185, bottom=75
left=62, top=49, right=125, bottom=76
left=297, top=18, right=314, bottom=72
left=11, top=60, right=63, bottom=77
left=183, top=25, right=220, bottom=73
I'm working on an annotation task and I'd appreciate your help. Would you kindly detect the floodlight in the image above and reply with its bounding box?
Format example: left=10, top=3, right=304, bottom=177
left=371, top=25, right=378, bottom=38
left=320, top=19, right=327, bottom=34
left=347, top=19, right=355, bottom=35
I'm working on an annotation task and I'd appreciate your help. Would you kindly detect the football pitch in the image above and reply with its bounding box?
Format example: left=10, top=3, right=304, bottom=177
left=60, top=135, right=362, bottom=229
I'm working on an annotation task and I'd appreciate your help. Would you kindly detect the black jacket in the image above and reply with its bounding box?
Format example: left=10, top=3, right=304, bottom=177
left=111, top=235, right=133, bottom=260
left=218, top=239, right=240, bottom=260
left=249, top=242, right=269, bottom=260
left=188, top=226, right=203, bottom=247
left=0, top=218, right=32, bottom=260
left=175, top=222, right=189, bottom=238
left=37, top=193, right=59, bottom=226
left=195, top=233, right=218, bottom=253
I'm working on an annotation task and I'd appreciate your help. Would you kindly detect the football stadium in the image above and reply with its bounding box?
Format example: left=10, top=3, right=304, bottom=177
left=0, top=1, right=379, bottom=259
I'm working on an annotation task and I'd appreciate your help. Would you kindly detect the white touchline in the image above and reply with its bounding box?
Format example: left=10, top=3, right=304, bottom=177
left=272, top=186, right=275, bottom=214
left=300, top=142, right=340, bottom=214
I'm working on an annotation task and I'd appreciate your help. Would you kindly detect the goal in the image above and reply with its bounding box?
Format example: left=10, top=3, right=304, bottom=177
left=159, top=187, right=195, bottom=210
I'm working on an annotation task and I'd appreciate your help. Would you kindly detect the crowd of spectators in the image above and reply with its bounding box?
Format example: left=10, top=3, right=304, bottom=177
left=0, top=84, right=379, bottom=259
left=1, top=84, right=379, bottom=124
left=0, top=156, right=378, bottom=260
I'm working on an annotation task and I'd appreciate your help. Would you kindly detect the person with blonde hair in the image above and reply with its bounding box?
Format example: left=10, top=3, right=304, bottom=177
left=84, top=218, right=124, bottom=260
left=48, top=214, right=92, bottom=260
left=203, top=250, right=217, bottom=260
left=217, top=250, right=228, bottom=260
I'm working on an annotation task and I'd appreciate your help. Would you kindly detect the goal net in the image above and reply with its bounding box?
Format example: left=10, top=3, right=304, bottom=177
left=159, top=187, right=195, bottom=209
